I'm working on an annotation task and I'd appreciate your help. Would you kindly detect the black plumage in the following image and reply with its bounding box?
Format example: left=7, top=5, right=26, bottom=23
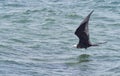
left=75, top=10, right=95, bottom=49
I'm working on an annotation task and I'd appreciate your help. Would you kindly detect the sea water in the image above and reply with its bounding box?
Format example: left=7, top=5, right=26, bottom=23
left=0, top=0, right=120, bottom=76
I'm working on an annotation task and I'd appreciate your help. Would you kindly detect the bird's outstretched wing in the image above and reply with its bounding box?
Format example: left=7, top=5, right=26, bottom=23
left=75, top=10, right=94, bottom=46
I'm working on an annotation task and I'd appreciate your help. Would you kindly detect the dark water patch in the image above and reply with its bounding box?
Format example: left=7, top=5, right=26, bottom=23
left=4, top=2, right=25, bottom=7
left=30, top=58, right=48, bottom=62
left=1, top=14, right=13, bottom=19
left=39, top=33, right=50, bottom=37
left=65, top=54, right=91, bottom=66
left=106, top=48, right=119, bottom=52
left=100, top=5, right=116, bottom=9
left=0, top=46, right=28, bottom=58
left=95, top=16, right=108, bottom=20
left=10, top=38, right=27, bottom=43
left=40, top=8, right=58, bottom=16
left=0, top=60, right=43, bottom=76
left=45, top=18, right=55, bottom=22
left=77, top=54, right=91, bottom=63
left=23, top=10, right=32, bottom=15
left=95, top=0, right=105, bottom=2
left=108, top=66, right=120, bottom=73
left=0, top=13, right=18, bottom=20
left=110, top=1, right=120, bottom=5
left=66, top=20, right=78, bottom=25
left=95, top=16, right=116, bottom=22
left=95, top=54, right=120, bottom=62
left=13, top=19, right=33, bottom=23
left=46, top=0, right=62, bottom=3
left=0, top=44, right=7, bottom=48
left=40, top=8, right=48, bottom=12
left=28, top=44, right=41, bottom=50
left=0, top=59, right=25, bottom=66
left=4, top=4, right=25, bottom=7
left=65, top=13, right=81, bottom=19
left=23, top=9, right=42, bottom=15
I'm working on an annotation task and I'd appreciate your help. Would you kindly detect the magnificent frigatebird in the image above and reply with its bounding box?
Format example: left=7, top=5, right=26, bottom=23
left=75, top=10, right=100, bottom=49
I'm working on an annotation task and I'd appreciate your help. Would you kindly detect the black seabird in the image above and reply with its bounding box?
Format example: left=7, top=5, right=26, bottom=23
left=75, top=10, right=99, bottom=49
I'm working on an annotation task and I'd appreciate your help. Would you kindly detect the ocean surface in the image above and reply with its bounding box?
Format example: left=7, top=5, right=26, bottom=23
left=0, top=0, right=120, bottom=76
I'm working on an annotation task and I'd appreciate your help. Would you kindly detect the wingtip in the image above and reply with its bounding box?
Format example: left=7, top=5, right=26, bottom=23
left=89, top=10, right=94, bottom=15
left=91, top=10, right=94, bottom=13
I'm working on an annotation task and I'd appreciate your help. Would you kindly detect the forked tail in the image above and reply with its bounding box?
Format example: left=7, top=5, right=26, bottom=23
left=92, top=41, right=107, bottom=46
left=97, top=41, right=107, bottom=44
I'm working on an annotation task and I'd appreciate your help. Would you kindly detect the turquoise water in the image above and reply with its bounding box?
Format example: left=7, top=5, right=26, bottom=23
left=0, top=0, right=120, bottom=76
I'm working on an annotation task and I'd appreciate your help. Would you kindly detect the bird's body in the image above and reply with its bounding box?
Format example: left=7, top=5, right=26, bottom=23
left=75, top=10, right=98, bottom=49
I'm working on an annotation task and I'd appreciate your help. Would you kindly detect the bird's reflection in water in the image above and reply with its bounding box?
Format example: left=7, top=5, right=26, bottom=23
left=77, top=54, right=91, bottom=63
left=65, top=54, right=91, bottom=65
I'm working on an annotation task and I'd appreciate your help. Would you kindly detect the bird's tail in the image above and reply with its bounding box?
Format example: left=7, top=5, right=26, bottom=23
left=92, top=41, right=107, bottom=46
left=97, top=41, right=107, bottom=44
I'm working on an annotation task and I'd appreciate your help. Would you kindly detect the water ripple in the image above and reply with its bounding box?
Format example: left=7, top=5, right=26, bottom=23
left=0, top=0, right=120, bottom=76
